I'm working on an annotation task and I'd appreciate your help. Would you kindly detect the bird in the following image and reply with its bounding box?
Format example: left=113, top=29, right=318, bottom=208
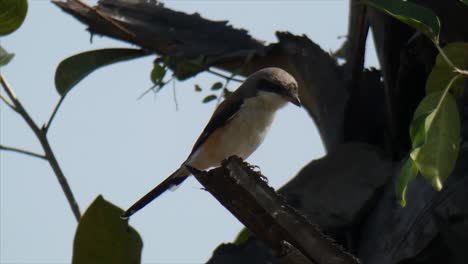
left=122, top=67, right=300, bottom=218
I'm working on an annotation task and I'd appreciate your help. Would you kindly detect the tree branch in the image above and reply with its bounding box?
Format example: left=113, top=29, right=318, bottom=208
left=0, top=73, right=81, bottom=222
left=43, top=94, right=67, bottom=133
left=0, top=144, right=47, bottom=160
left=73, top=0, right=136, bottom=39
left=0, top=92, right=17, bottom=112
left=187, top=156, right=360, bottom=264
left=207, top=68, right=244, bottom=83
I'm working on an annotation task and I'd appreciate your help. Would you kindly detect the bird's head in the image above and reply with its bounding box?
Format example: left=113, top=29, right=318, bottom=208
left=245, top=67, right=301, bottom=107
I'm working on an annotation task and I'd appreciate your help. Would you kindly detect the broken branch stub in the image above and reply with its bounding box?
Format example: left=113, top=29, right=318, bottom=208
left=187, top=156, right=359, bottom=264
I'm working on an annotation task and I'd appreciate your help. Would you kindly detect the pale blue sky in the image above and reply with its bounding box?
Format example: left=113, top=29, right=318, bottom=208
left=0, top=1, right=378, bottom=263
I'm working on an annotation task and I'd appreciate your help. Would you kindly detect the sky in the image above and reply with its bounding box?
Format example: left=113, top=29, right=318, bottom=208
left=0, top=1, right=378, bottom=263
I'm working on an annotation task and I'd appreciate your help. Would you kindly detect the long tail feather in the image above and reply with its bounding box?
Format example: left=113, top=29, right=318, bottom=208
left=121, top=167, right=189, bottom=218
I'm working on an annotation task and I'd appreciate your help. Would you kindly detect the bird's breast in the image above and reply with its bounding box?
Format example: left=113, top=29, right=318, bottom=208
left=189, top=96, right=282, bottom=170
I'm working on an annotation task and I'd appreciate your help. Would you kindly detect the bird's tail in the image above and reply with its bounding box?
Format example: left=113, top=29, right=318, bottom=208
left=121, top=167, right=189, bottom=218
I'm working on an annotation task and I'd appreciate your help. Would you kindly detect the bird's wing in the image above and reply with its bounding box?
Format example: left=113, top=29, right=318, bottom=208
left=188, top=90, right=244, bottom=156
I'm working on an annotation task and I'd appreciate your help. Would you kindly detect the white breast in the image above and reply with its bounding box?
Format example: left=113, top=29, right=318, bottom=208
left=226, top=92, right=286, bottom=157
left=187, top=91, right=287, bottom=169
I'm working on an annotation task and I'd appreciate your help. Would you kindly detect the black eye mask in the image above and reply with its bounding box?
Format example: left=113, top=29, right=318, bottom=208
left=257, top=79, right=290, bottom=97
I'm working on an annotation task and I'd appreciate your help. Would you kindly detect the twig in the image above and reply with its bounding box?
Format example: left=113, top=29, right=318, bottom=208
left=0, top=144, right=47, bottom=160
left=137, top=85, right=156, bottom=100
left=172, top=78, right=179, bottom=111
left=0, top=93, right=17, bottom=112
left=434, top=44, right=457, bottom=70
left=0, top=73, right=81, bottom=222
left=43, top=94, right=67, bottom=133
left=207, top=69, right=244, bottom=82
left=137, top=76, right=175, bottom=100
left=455, top=68, right=468, bottom=76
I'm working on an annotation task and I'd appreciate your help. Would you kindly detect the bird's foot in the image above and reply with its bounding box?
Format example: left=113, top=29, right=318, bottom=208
left=244, top=162, right=268, bottom=183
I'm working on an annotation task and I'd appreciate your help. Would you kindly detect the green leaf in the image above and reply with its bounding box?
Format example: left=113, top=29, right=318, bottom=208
left=413, top=92, right=442, bottom=119
left=176, top=55, right=206, bottom=80
left=409, top=113, right=428, bottom=149
left=426, top=42, right=468, bottom=95
left=410, top=92, right=461, bottom=191
left=0, top=46, right=14, bottom=67
left=150, top=63, right=166, bottom=85
left=202, top=94, right=217, bottom=103
left=362, top=0, right=440, bottom=43
left=73, top=195, right=142, bottom=264
left=223, top=88, right=233, bottom=98
left=211, top=82, right=223, bottom=90
left=195, top=84, right=202, bottom=92
left=0, top=0, right=28, bottom=36
left=395, top=158, right=419, bottom=207
left=233, top=228, right=252, bottom=245
left=461, top=0, right=468, bottom=7
left=55, top=48, right=148, bottom=96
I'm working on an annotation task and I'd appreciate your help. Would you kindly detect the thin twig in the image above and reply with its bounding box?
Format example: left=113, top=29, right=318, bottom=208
left=435, top=44, right=458, bottom=70
left=0, top=73, right=81, bottom=222
left=43, top=94, right=67, bottom=133
left=1, top=75, right=38, bottom=133
left=172, top=78, right=179, bottom=111
left=455, top=68, right=468, bottom=77
left=436, top=44, right=468, bottom=77
left=0, top=144, right=47, bottom=160
left=207, top=69, right=244, bottom=82
left=137, top=85, right=156, bottom=100
left=74, top=0, right=136, bottom=39
left=0, top=93, right=18, bottom=112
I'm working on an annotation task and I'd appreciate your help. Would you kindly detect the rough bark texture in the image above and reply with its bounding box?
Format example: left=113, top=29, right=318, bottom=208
left=53, top=0, right=468, bottom=263
left=188, top=157, right=359, bottom=264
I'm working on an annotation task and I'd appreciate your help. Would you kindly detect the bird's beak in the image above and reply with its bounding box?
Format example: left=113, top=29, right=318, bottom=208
left=289, top=95, right=301, bottom=107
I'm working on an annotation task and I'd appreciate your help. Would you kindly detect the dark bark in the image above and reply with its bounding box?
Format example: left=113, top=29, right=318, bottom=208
left=188, top=157, right=359, bottom=264
left=53, top=0, right=468, bottom=263
left=280, top=143, right=392, bottom=236
left=208, top=237, right=276, bottom=264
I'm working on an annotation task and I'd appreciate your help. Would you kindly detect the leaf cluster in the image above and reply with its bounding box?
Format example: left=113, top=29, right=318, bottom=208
left=363, top=0, right=468, bottom=206
left=1, top=1, right=143, bottom=263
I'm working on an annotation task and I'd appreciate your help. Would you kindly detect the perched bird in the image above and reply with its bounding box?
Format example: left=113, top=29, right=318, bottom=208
left=122, top=67, right=300, bottom=218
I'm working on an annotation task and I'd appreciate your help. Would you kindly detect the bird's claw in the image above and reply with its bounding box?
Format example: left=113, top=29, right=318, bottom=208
left=244, top=161, right=268, bottom=183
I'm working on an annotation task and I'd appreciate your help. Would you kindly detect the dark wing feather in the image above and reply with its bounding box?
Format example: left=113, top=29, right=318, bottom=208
left=189, top=90, right=245, bottom=156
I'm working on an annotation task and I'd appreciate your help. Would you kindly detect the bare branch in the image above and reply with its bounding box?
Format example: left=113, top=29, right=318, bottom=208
left=43, top=94, right=67, bottom=133
left=455, top=68, right=468, bottom=76
left=136, top=85, right=156, bottom=100
left=0, top=144, right=47, bottom=160
left=0, top=73, right=81, bottom=222
left=188, top=157, right=360, bottom=264
left=1, top=74, right=41, bottom=135
left=0, top=92, right=17, bottom=112
left=207, top=69, right=244, bottom=82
